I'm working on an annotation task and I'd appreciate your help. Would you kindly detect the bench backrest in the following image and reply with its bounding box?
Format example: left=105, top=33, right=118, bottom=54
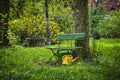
left=56, top=33, right=85, bottom=40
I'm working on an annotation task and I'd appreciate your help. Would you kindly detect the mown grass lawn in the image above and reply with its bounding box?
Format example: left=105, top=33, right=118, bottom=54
left=0, top=38, right=120, bottom=80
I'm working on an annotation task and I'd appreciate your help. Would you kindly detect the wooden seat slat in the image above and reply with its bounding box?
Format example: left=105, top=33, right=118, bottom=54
left=56, top=33, right=85, bottom=40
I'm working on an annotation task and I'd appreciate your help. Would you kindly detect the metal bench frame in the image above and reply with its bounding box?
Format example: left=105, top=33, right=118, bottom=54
left=47, top=33, right=85, bottom=62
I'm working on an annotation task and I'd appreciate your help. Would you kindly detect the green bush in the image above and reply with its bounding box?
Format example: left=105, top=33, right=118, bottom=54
left=97, top=11, right=120, bottom=38
left=8, top=14, right=61, bottom=45
left=49, top=1, right=74, bottom=33
left=53, top=7, right=74, bottom=33
left=90, top=6, right=106, bottom=34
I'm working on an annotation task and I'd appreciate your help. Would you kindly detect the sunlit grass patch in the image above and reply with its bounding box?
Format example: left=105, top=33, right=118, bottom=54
left=0, top=38, right=120, bottom=80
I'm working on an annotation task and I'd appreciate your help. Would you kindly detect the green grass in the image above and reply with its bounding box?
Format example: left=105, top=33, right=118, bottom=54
left=0, top=38, right=120, bottom=80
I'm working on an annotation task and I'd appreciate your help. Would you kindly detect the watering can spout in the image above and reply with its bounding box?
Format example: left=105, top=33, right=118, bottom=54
left=72, top=57, right=79, bottom=62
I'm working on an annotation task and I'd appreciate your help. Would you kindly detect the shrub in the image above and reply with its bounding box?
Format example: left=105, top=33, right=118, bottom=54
left=90, top=6, right=106, bottom=34
left=97, top=11, right=120, bottom=38
left=8, top=15, right=61, bottom=45
left=49, top=1, right=74, bottom=33
left=53, top=7, right=74, bottom=33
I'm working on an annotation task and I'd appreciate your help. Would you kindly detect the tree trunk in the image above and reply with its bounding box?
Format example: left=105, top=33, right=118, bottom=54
left=0, top=0, right=10, bottom=46
left=73, top=0, right=90, bottom=59
left=44, top=0, right=51, bottom=45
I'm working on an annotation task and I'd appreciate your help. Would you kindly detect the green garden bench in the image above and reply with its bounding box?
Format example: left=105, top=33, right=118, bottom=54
left=47, top=33, right=85, bottom=62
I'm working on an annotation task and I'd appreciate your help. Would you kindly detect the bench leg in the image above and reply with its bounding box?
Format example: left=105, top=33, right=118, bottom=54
left=48, top=49, right=58, bottom=62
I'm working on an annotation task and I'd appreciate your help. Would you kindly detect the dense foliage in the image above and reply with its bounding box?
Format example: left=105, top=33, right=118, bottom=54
left=49, top=1, right=73, bottom=33
left=90, top=6, right=106, bottom=36
left=8, top=0, right=73, bottom=45
left=8, top=14, right=61, bottom=45
left=97, top=10, right=120, bottom=38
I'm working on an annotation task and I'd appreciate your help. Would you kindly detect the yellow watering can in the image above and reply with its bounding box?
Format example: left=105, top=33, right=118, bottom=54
left=62, top=55, right=79, bottom=65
